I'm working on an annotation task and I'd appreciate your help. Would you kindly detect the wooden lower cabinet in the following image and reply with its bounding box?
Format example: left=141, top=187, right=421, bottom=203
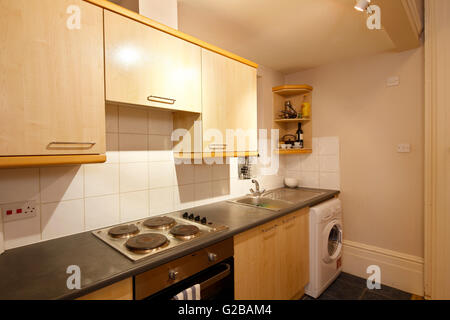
left=77, top=278, right=133, bottom=300
left=234, top=208, right=309, bottom=300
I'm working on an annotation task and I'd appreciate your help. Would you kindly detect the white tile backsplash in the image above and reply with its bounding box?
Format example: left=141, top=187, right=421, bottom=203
left=105, top=104, right=119, bottom=133
left=174, top=184, right=195, bottom=211
left=319, top=172, right=341, bottom=190
left=280, top=137, right=341, bottom=190
left=118, top=106, right=148, bottom=134
left=301, top=155, right=319, bottom=172
left=148, top=110, right=173, bottom=135
left=175, top=164, right=195, bottom=185
left=299, top=171, right=320, bottom=188
left=85, top=195, right=120, bottom=231
left=40, top=166, right=84, bottom=203
left=149, top=161, right=176, bottom=189
left=41, top=199, right=85, bottom=240
left=195, top=182, right=213, bottom=206
left=120, top=162, right=149, bottom=193
left=119, top=133, right=148, bottom=163
left=149, top=187, right=174, bottom=215
left=120, top=190, right=149, bottom=222
left=194, top=164, right=212, bottom=183
left=84, top=164, right=119, bottom=197
left=0, top=168, right=40, bottom=204
left=106, top=133, right=120, bottom=164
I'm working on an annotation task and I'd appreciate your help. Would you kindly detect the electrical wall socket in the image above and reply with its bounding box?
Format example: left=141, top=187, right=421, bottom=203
left=397, top=144, right=411, bottom=153
left=1, top=201, right=38, bottom=222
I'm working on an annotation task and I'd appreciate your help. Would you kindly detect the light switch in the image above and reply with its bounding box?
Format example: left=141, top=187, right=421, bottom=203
left=397, top=144, right=411, bottom=153
left=387, top=76, right=400, bottom=87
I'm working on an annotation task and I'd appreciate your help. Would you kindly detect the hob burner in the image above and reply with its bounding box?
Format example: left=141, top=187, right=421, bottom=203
left=170, top=225, right=200, bottom=240
left=143, top=216, right=176, bottom=230
left=125, top=233, right=169, bottom=254
left=108, top=224, right=139, bottom=239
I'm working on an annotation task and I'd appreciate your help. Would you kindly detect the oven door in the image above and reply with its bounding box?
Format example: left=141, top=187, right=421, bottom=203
left=146, top=257, right=234, bottom=301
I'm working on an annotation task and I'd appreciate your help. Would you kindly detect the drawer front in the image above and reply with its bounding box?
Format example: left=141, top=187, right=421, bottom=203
left=135, top=238, right=233, bottom=299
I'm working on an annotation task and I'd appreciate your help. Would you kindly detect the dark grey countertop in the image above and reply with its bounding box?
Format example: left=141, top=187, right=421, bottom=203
left=0, top=187, right=339, bottom=300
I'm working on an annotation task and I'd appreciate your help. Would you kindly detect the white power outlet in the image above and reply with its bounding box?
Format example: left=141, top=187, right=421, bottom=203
left=397, top=144, right=411, bottom=153
left=1, top=201, right=38, bottom=222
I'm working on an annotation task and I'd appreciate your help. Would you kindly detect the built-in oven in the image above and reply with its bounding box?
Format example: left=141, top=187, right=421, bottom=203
left=134, top=238, right=234, bottom=300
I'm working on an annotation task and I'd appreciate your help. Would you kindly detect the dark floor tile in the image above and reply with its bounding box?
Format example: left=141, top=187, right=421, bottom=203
left=338, top=272, right=367, bottom=289
left=361, top=289, right=391, bottom=300
left=320, top=278, right=365, bottom=300
left=317, top=292, right=339, bottom=300
left=374, top=285, right=412, bottom=300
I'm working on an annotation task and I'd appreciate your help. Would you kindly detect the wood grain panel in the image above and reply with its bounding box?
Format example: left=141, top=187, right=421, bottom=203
left=104, top=10, right=202, bottom=113
left=424, top=0, right=450, bottom=300
left=201, top=49, right=258, bottom=153
left=77, top=278, right=133, bottom=300
left=234, top=208, right=309, bottom=300
left=0, top=0, right=105, bottom=156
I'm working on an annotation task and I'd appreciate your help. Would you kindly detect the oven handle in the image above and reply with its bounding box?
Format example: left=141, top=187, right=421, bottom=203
left=200, top=263, right=231, bottom=290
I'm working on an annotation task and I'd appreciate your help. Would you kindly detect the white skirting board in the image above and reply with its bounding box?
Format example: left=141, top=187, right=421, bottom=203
left=342, top=240, right=424, bottom=296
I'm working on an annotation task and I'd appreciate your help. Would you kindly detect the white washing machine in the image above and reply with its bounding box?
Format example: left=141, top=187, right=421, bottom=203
left=305, top=198, right=343, bottom=298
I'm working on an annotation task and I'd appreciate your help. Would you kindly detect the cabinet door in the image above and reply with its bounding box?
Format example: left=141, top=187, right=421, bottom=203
left=234, top=220, right=279, bottom=300
left=0, top=0, right=105, bottom=156
left=104, top=11, right=201, bottom=113
left=278, top=208, right=309, bottom=299
left=77, top=278, right=133, bottom=300
left=201, top=49, right=257, bottom=153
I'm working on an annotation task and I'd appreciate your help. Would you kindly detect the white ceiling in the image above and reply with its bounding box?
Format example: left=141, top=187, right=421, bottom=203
left=177, top=0, right=396, bottom=73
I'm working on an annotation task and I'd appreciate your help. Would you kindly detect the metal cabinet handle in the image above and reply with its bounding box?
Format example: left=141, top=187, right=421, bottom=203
left=262, top=224, right=278, bottom=233
left=200, top=263, right=231, bottom=290
left=147, top=95, right=176, bottom=104
left=49, top=141, right=96, bottom=146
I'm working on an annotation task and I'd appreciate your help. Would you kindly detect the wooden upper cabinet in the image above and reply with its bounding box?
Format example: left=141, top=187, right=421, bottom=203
left=0, top=0, right=105, bottom=157
left=104, top=10, right=202, bottom=113
left=201, top=49, right=257, bottom=153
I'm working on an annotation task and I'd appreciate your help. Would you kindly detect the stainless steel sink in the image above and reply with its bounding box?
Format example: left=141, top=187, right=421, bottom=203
left=229, top=196, right=292, bottom=211
left=228, top=188, right=326, bottom=212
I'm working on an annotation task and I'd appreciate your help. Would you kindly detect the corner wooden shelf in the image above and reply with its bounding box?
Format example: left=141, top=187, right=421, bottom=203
left=273, top=84, right=314, bottom=154
left=272, top=85, right=313, bottom=96
left=275, top=149, right=312, bottom=155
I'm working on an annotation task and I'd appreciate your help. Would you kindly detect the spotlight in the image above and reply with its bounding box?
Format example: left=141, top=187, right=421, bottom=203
left=354, top=0, right=371, bottom=12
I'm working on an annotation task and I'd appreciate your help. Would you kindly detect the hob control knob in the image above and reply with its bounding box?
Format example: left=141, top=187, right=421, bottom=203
left=194, top=215, right=201, bottom=221
left=169, top=270, right=179, bottom=280
left=201, top=217, right=207, bottom=224
left=188, top=214, right=194, bottom=220
left=182, top=212, right=189, bottom=219
left=208, top=253, right=218, bottom=262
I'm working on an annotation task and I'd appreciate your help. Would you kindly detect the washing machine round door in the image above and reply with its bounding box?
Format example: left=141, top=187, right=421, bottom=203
left=322, top=221, right=343, bottom=263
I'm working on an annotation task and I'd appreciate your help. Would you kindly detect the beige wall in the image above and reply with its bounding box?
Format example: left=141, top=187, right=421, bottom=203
left=139, top=0, right=178, bottom=29
left=109, top=0, right=178, bottom=29
left=285, top=47, right=425, bottom=257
